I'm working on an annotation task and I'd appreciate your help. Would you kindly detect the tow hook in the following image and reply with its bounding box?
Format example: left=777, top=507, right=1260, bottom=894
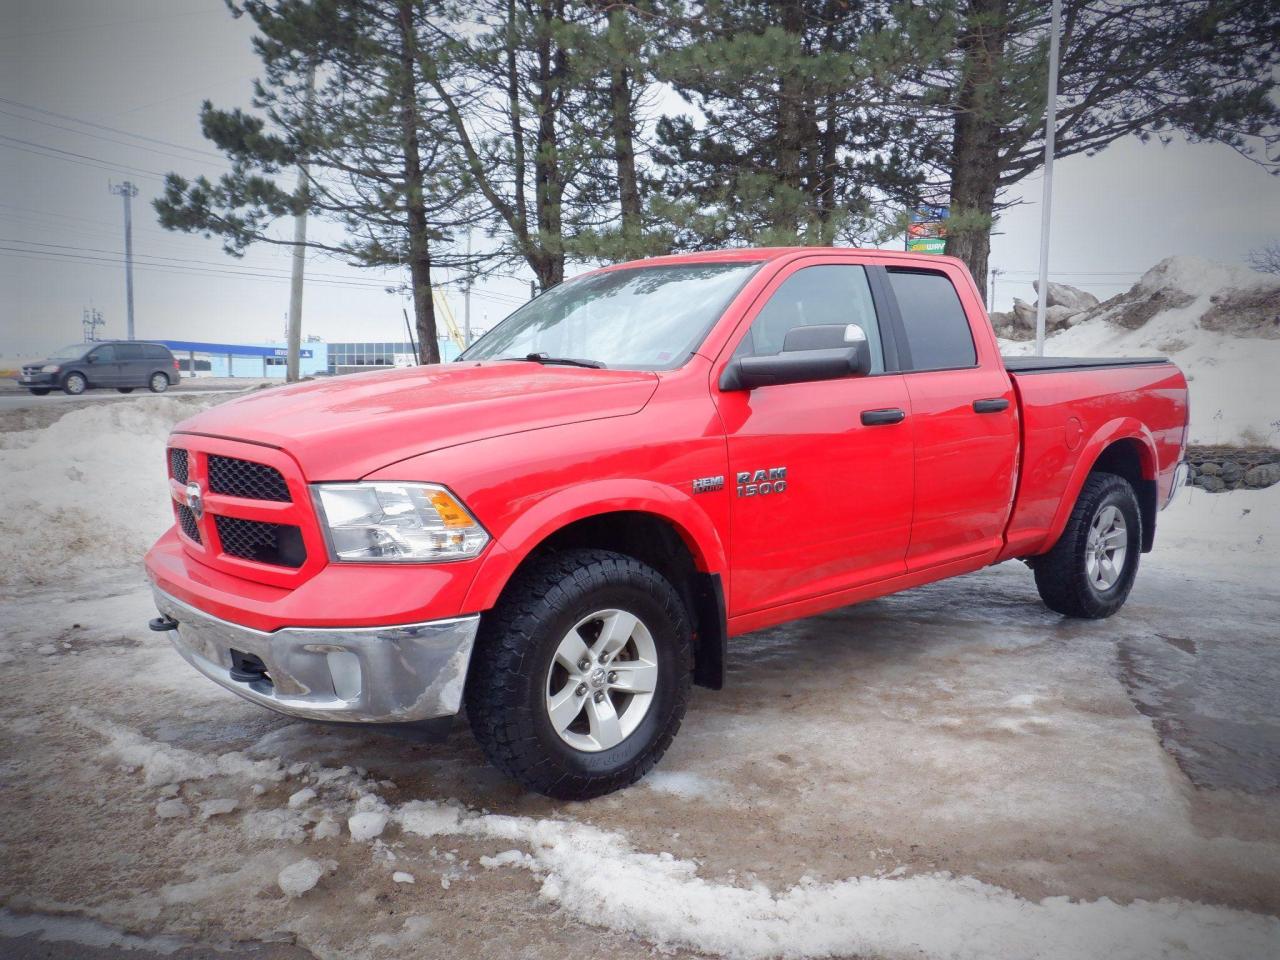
left=149, top=614, right=179, bottom=632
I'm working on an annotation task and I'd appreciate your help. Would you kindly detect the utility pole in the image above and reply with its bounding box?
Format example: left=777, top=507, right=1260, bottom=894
left=286, top=65, right=316, bottom=383
left=462, top=229, right=472, bottom=347
left=989, top=267, right=1003, bottom=312
left=1034, top=0, right=1062, bottom=357
left=109, top=181, right=139, bottom=339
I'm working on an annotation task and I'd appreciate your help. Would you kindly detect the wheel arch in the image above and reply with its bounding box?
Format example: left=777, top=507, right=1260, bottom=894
left=464, top=485, right=729, bottom=690
left=1047, top=421, right=1159, bottom=554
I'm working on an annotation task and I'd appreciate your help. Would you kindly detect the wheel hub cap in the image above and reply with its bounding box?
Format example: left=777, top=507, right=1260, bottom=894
left=544, top=609, right=659, bottom=753
left=1085, top=504, right=1128, bottom=591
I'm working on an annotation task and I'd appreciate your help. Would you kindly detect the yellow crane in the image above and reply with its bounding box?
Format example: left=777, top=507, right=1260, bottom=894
left=432, top=288, right=465, bottom=352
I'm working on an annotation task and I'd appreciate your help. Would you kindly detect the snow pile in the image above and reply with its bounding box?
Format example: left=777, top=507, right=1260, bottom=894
left=1002, top=257, right=1280, bottom=445
left=394, top=799, right=1279, bottom=960
left=74, top=709, right=286, bottom=788
left=277, top=858, right=333, bottom=898
left=0, top=396, right=214, bottom=592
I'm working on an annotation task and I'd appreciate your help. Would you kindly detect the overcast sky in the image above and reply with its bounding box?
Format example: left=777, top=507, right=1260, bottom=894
left=3, top=0, right=1277, bottom=359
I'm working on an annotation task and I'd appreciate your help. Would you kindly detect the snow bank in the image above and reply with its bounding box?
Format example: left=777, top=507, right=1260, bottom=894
left=395, top=799, right=1278, bottom=960
left=1001, top=257, right=1280, bottom=446
left=0, top=396, right=214, bottom=592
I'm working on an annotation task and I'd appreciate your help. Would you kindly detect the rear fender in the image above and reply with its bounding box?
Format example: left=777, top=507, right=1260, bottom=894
left=1040, top=418, right=1157, bottom=554
left=461, top=479, right=728, bottom=613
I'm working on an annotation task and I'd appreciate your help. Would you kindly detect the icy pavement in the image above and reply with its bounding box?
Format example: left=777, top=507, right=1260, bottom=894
left=2, top=406, right=1279, bottom=959
left=3, top=500, right=1277, bottom=960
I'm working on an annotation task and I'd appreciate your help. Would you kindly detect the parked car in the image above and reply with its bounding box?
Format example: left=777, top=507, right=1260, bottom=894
left=19, top=341, right=180, bottom=396
left=145, top=248, right=1189, bottom=799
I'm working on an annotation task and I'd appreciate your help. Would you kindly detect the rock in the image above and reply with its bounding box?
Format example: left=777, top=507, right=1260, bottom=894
left=1034, top=280, right=1100, bottom=313
left=392, top=871, right=416, bottom=884
left=1195, top=475, right=1226, bottom=492
left=312, top=818, right=342, bottom=840
left=1011, top=298, right=1037, bottom=328
left=1045, top=304, right=1077, bottom=331
left=1244, top=462, right=1280, bottom=488
left=1218, top=460, right=1244, bottom=484
left=1198, top=461, right=1222, bottom=476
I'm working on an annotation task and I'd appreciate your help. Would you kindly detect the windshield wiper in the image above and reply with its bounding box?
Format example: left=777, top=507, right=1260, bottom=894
left=504, top=352, right=606, bottom=369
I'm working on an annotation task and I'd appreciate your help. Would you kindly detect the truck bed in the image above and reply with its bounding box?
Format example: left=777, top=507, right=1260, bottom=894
left=1003, top=356, right=1172, bottom=374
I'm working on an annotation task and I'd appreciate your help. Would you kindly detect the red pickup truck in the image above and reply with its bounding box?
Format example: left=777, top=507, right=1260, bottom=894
left=146, top=248, right=1189, bottom=798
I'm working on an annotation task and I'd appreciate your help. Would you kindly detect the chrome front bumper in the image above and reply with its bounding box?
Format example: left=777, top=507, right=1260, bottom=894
left=152, top=588, right=480, bottom=723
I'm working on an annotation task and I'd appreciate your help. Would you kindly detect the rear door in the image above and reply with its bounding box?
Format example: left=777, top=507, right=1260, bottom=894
left=879, top=262, right=1018, bottom=571
left=712, top=256, right=914, bottom=616
left=116, top=342, right=148, bottom=385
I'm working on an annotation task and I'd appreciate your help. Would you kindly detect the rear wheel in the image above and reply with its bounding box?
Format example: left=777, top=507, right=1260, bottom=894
left=62, top=372, right=87, bottom=395
left=1034, top=472, right=1142, bottom=619
left=466, top=548, right=692, bottom=799
left=116, top=387, right=135, bottom=394
left=148, top=372, right=170, bottom=393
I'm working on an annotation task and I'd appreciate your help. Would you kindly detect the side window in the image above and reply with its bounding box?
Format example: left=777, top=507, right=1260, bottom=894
left=736, top=264, right=885, bottom=374
left=886, top=268, right=976, bottom=371
left=91, top=344, right=116, bottom=363
left=116, top=343, right=145, bottom=361
left=143, top=344, right=169, bottom=360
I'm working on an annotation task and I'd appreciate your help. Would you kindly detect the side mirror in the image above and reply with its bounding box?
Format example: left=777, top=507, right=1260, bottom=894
left=720, top=324, right=871, bottom=391
left=86, top=353, right=99, bottom=364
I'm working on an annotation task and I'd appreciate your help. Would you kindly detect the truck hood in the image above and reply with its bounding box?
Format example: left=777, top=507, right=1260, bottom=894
left=174, top=361, right=660, bottom=480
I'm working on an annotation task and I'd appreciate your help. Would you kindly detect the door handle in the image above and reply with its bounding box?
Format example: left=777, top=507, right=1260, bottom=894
left=972, top=398, right=1010, bottom=414
left=861, top=407, right=906, bottom=426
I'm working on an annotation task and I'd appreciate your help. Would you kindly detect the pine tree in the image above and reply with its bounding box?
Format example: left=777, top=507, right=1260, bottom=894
left=651, top=0, right=946, bottom=249
left=154, top=0, right=479, bottom=362
left=923, top=0, right=1280, bottom=302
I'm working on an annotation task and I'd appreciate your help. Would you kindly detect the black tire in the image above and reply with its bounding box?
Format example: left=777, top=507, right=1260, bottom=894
left=148, top=372, right=170, bottom=393
left=29, top=388, right=50, bottom=396
left=466, top=548, right=693, bottom=800
left=1034, top=472, right=1142, bottom=619
left=62, top=372, right=87, bottom=395
left=116, top=387, right=135, bottom=394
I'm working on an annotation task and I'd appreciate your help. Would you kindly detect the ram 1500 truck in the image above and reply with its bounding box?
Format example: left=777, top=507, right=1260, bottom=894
left=146, top=248, right=1189, bottom=799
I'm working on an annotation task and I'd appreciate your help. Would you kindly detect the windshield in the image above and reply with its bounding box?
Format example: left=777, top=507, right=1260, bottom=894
left=460, top=262, right=763, bottom=370
left=49, top=343, right=93, bottom=360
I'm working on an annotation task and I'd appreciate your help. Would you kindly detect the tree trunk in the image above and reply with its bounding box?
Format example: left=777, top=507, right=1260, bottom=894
left=775, top=0, right=807, bottom=233
left=532, top=0, right=566, bottom=290
left=944, top=0, right=1008, bottom=306
left=396, top=0, right=440, bottom=363
left=607, top=8, right=641, bottom=248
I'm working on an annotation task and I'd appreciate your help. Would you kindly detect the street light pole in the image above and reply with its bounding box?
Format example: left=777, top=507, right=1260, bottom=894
left=1034, top=0, right=1062, bottom=357
left=109, top=180, right=139, bottom=339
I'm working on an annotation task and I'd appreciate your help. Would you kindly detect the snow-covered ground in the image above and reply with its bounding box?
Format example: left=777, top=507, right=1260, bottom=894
left=1000, top=256, right=1280, bottom=447
left=3, top=396, right=1279, bottom=960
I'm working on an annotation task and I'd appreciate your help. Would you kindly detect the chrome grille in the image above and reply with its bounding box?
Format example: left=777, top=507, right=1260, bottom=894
left=208, top=455, right=291, bottom=502
left=168, top=448, right=189, bottom=485
left=214, top=515, right=305, bottom=568
left=175, top=503, right=201, bottom=543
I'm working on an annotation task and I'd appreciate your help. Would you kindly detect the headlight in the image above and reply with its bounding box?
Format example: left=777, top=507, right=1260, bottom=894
left=311, top=482, right=489, bottom=562
left=41, top=364, right=60, bottom=373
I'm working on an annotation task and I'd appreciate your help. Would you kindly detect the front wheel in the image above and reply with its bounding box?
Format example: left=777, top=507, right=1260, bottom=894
left=116, top=387, right=135, bottom=394
left=1034, top=472, right=1142, bottom=619
left=29, top=388, right=50, bottom=396
left=148, top=373, right=170, bottom=393
left=62, top=372, right=87, bottom=395
left=466, top=549, right=692, bottom=799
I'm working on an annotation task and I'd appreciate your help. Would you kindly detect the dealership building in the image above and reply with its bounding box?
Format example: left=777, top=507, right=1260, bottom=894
left=151, top=338, right=465, bottom=378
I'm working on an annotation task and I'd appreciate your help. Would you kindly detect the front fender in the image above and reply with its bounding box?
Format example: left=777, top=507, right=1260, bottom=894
left=460, top=478, right=728, bottom=613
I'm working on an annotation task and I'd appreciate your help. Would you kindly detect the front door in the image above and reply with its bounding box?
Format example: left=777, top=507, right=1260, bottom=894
left=712, top=258, right=914, bottom=617
left=86, top=344, right=121, bottom=385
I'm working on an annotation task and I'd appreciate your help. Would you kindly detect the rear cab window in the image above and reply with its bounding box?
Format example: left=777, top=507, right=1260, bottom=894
left=885, top=268, right=976, bottom=371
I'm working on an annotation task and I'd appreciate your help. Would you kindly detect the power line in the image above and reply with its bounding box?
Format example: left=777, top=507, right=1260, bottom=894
left=0, top=96, right=228, bottom=162
left=0, top=135, right=168, bottom=180
left=0, top=109, right=232, bottom=170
